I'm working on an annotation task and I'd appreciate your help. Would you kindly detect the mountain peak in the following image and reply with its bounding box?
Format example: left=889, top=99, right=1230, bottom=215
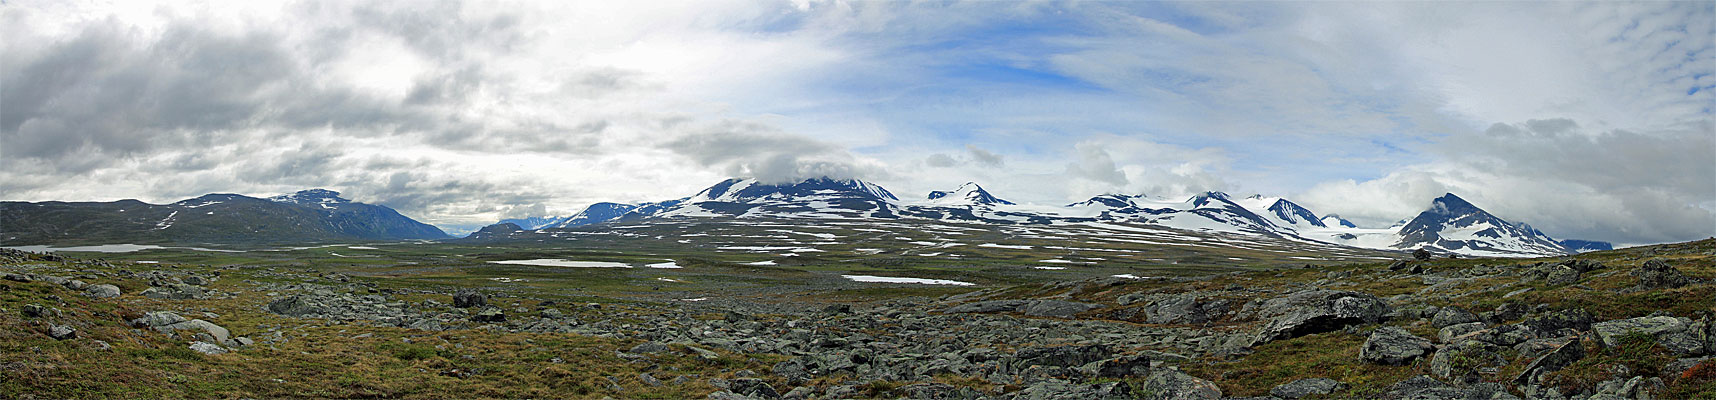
left=269, top=189, right=350, bottom=205
left=1188, top=191, right=1232, bottom=207
left=927, top=182, right=1013, bottom=206
left=1428, top=193, right=1480, bottom=216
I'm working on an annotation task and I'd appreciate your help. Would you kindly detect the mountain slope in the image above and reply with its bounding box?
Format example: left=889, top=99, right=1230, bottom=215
left=548, top=202, right=639, bottom=228
left=925, top=182, right=1015, bottom=206
left=1391, top=193, right=1568, bottom=256
left=1, top=190, right=447, bottom=245
left=648, top=178, right=902, bottom=220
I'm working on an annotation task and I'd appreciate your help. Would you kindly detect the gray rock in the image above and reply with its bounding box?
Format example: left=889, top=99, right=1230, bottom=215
left=1521, top=308, right=1594, bottom=334
left=1138, top=369, right=1222, bottom=400
left=728, top=378, right=780, bottom=399
left=266, top=294, right=326, bottom=316
left=1011, top=344, right=1111, bottom=369
left=189, top=341, right=227, bottom=355
left=1593, top=316, right=1702, bottom=354
left=84, top=284, right=121, bottom=298
left=1360, top=327, right=1433, bottom=366
left=1634, top=259, right=1691, bottom=290
left=1270, top=378, right=1345, bottom=399
left=1143, top=295, right=1229, bottom=325
left=1438, top=322, right=1489, bottom=343
left=131, top=311, right=189, bottom=328
left=1430, top=344, right=1506, bottom=380
left=453, top=289, right=486, bottom=308
left=1431, top=306, right=1481, bottom=328
left=1512, top=338, right=1584, bottom=386
left=63, top=279, right=88, bottom=290
left=1021, top=300, right=1099, bottom=318
left=630, top=341, right=670, bottom=354
left=1010, top=380, right=1131, bottom=400
left=942, top=300, right=1028, bottom=314
left=1383, top=375, right=1464, bottom=399
left=182, top=276, right=209, bottom=286
left=22, top=303, right=49, bottom=318
left=1090, top=354, right=1151, bottom=378
left=1249, top=290, right=1391, bottom=345
left=165, top=319, right=232, bottom=345
left=142, top=283, right=208, bottom=300
left=48, top=325, right=77, bottom=340
left=471, top=307, right=506, bottom=323
left=1546, top=268, right=1581, bottom=286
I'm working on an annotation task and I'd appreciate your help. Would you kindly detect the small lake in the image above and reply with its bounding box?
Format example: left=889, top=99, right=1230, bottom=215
left=841, top=275, right=974, bottom=286
left=487, top=259, right=632, bottom=268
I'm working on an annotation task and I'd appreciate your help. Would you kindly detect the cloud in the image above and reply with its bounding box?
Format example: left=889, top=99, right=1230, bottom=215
left=1064, top=142, right=1129, bottom=188
left=661, top=120, right=876, bottom=184
left=1299, top=119, right=1715, bottom=244
left=0, top=1, right=1708, bottom=246
left=967, top=145, right=1004, bottom=167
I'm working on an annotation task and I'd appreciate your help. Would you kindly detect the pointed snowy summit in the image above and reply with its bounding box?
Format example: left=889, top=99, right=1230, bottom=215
left=926, top=182, right=1014, bottom=206
left=1394, top=193, right=1568, bottom=257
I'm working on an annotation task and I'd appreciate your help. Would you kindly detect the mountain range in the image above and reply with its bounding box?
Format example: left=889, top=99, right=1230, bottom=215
left=0, top=189, right=448, bottom=245
left=0, top=178, right=1608, bottom=257
left=498, top=177, right=1605, bottom=257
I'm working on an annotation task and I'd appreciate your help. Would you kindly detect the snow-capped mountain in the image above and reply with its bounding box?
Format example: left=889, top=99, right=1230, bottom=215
left=547, top=202, right=639, bottom=229
left=1558, top=239, right=1614, bottom=253
left=2, top=189, right=447, bottom=245
left=1320, top=214, right=1357, bottom=228
left=516, top=177, right=1575, bottom=258
left=649, top=178, right=902, bottom=220
left=1390, top=193, right=1568, bottom=257
left=1235, top=195, right=1326, bottom=228
left=498, top=216, right=569, bottom=230
left=926, top=182, right=1015, bottom=206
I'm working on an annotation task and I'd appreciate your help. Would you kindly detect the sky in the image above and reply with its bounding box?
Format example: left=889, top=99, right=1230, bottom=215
left=2, top=0, right=1712, bottom=244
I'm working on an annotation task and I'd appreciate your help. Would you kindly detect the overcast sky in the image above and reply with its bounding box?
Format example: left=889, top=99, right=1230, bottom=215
left=3, top=0, right=1712, bottom=244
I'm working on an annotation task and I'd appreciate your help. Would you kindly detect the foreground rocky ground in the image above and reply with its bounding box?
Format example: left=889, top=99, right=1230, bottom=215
left=3, top=239, right=1714, bottom=399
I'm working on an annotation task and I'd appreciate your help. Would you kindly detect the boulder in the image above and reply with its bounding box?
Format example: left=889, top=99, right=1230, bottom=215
left=1512, top=338, right=1584, bottom=386
left=1270, top=378, right=1345, bottom=399
left=453, top=289, right=486, bottom=308
left=189, top=341, right=227, bottom=355
left=1089, top=354, right=1152, bottom=378
left=1431, top=306, right=1480, bottom=328
left=1249, top=290, right=1391, bottom=345
left=1545, top=268, right=1581, bottom=286
left=1521, top=308, right=1594, bottom=334
left=727, top=378, right=780, bottom=399
left=131, top=311, right=189, bottom=328
left=1634, top=259, right=1691, bottom=290
left=630, top=341, right=670, bottom=354
left=1429, top=343, right=1506, bottom=380
left=942, top=300, right=1028, bottom=314
left=1360, top=327, right=1433, bottom=365
left=48, top=325, right=77, bottom=340
left=141, top=283, right=208, bottom=300
left=1012, top=344, right=1112, bottom=370
left=84, top=284, right=121, bottom=298
left=1021, top=300, right=1099, bottom=318
left=1438, top=322, right=1489, bottom=343
left=471, top=307, right=506, bottom=323
left=1138, top=369, right=1222, bottom=400
left=1143, top=295, right=1229, bottom=325
left=1592, top=316, right=1704, bottom=355
left=1009, top=381, right=1131, bottom=400
left=22, top=304, right=49, bottom=318
left=1382, top=375, right=1465, bottom=399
